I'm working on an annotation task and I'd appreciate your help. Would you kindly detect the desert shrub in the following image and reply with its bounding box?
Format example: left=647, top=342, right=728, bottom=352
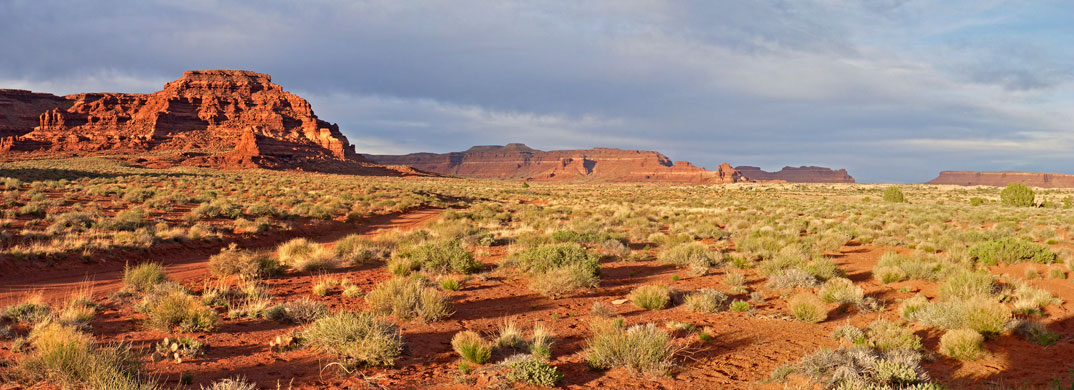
left=910, top=298, right=1011, bottom=336
left=123, top=263, right=168, bottom=293
left=528, top=263, right=599, bottom=299
left=267, top=298, right=329, bottom=324
left=190, top=199, right=243, bottom=220
left=137, top=284, right=217, bottom=332
left=882, top=187, right=906, bottom=203
left=46, top=211, right=95, bottom=234
left=660, top=242, right=721, bottom=269
left=939, top=329, right=985, bottom=361
left=898, top=295, right=929, bottom=321
left=969, top=237, right=1055, bottom=265
left=681, top=289, right=727, bottom=313
left=201, top=377, right=257, bottom=390
left=584, top=319, right=674, bottom=376
left=873, top=266, right=907, bottom=284
left=938, top=269, right=994, bottom=300
left=503, top=354, right=563, bottom=387
left=276, top=238, right=339, bottom=272
left=630, top=285, right=670, bottom=310
left=303, top=311, right=403, bottom=368
left=873, top=252, right=940, bottom=282
left=3, top=299, right=52, bottom=325
left=1000, top=183, right=1034, bottom=207
left=336, top=234, right=391, bottom=265
left=104, top=209, right=148, bottom=231
left=787, top=346, right=938, bottom=389
left=865, top=320, right=922, bottom=351
left=364, top=277, right=451, bottom=322
left=817, top=277, right=864, bottom=305
left=832, top=325, right=866, bottom=345
left=451, top=330, right=491, bottom=364
left=396, top=239, right=481, bottom=273
left=1014, top=320, right=1060, bottom=346
left=439, top=277, right=461, bottom=291
left=208, top=243, right=279, bottom=278
left=1009, top=280, right=1059, bottom=314
left=787, top=293, right=827, bottom=323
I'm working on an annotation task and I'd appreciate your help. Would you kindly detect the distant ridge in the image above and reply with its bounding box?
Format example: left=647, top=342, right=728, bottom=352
left=927, top=170, right=1074, bottom=188
left=735, top=166, right=855, bottom=183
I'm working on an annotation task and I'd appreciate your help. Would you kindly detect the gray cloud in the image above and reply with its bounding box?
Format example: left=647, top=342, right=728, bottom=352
left=1, top=0, right=1072, bottom=183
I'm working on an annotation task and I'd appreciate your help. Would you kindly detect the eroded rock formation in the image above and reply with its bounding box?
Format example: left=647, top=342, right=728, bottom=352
left=927, top=171, right=1074, bottom=188
left=365, top=144, right=746, bottom=184
left=0, top=70, right=402, bottom=174
left=735, top=166, right=855, bottom=183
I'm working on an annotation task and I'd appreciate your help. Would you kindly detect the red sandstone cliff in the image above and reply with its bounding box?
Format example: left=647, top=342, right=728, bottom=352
left=927, top=171, right=1074, bottom=188
left=0, top=70, right=404, bottom=175
left=365, top=144, right=745, bottom=184
left=734, top=165, right=855, bottom=183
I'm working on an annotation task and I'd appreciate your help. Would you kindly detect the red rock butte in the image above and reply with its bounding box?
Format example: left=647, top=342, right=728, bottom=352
left=365, top=143, right=749, bottom=184
left=927, top=170, right=1074, bottom=188
left=0, top=70, right=408, bottom=175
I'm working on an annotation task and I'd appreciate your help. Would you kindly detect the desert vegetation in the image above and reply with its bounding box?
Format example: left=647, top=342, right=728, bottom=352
left=2, top=157, right=1074, bottom=389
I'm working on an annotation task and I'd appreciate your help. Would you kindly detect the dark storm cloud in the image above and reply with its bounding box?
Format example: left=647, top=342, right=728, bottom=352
left=1, top=0, right=1072, bottom=183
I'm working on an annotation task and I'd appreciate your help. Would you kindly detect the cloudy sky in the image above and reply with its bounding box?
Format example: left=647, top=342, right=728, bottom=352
left=2, top=1, right=1072, bottom=182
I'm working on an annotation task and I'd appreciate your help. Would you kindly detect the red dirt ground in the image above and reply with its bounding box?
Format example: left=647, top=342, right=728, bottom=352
left=2, top=215, right=1072, bottom=389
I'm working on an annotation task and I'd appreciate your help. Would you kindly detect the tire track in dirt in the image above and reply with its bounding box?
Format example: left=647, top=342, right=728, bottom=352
left=0, top=207, right=444, bottom=303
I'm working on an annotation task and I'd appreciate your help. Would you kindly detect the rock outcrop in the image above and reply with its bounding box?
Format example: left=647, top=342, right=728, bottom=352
left=735, top=166, right=855, bottom=183
left=0, top=70, right=402, bottom=174
left=365, top=144, right=746, bottom=184
left=927, top=171, right=1074, bottom=188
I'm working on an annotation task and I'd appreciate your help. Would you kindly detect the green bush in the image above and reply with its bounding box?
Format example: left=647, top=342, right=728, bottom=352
left=1000, top=183, right=1034, bottom=207
left=451, top=330, right=491, bottom=364
left=503, top=355, right=563, bottom=387
left=137, top=284, right=217, bottom=332
left=729, top=300, right=750, bottom=312
left=882, top=187, right=906, bottom=203
left=303, top=311, right=404, bottom=368
left=512, top=243, right=600, bottom=277
left=336, top=234, right=391, bottom=265
left=969, top=237, right=1055, bottom=265
left=630, top=285, right=670, bottom=310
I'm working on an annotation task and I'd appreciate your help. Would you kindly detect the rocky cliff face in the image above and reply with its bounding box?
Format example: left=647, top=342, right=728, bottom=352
left=927, top=171, right=1074, bottom=188
left=735, top=166, right=855, bottom=183
left=0, top=70, right=397, bottom=174
left=365, top=144, right=745, bottom=184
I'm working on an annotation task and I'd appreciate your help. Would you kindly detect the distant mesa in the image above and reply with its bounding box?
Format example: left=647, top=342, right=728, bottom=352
left=366, top=144, right=854, bottom=184
left=0, top=70, right=411, bottom=175
left=735, top=165, right=855, bottom=183
left=927, top=170, right=1074, bottom=188
left=366, top=143, right=746, bottom=184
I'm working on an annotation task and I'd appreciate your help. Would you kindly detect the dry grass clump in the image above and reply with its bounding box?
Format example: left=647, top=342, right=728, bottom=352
left=451, top=330, right=492, bottom=364
left=364, top=277, right=452, bottom=322
left=200, top=377, right=258, bottom=390
left=1014, top=320, right=1060, bottom=346
left=865, top=320, right=922, bottom=351
left=681, top=289, right=727, bottom=313
left=660, top=242, right=721, bottom=269
left=3, top=294, right=52, bottom=325
left=938, top=268, right=994, bottom=301
left=765, top=268, right=817, bottom=290
left=584, top=318, right=675, bottom=376
left=335, top=234, right=392, bottom=265
left=122, top=263, right=168, bottom=293
left=630, top=285, right=671, bottom=310
left=303, top=311, right=404, bottom=368
left=15, top=321, right=159, bottom=390
left=787, top=293, right=827, bottom=323
left=938, top=329, right=985, bottom=361
left=906, top=297, right=1011, bottom=336
left=276, top=238, right=340, bottom=272
left=817, top=277, right=864, bottom=305
left=266, top=298, right=329, bottom=324
left=781, top=346, right=939, bottom=389
left=208, top=243, right=279, bottom=279
left=136, top=283, right=217, bottom=332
